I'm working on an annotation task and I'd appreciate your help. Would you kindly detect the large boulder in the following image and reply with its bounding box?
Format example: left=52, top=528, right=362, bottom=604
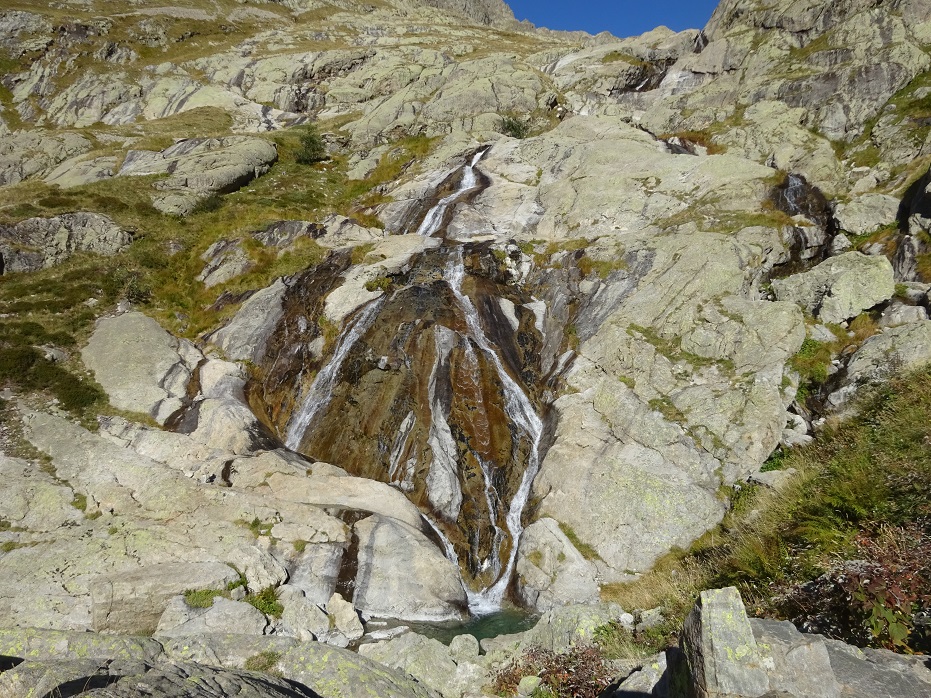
left=155, top=596, right=269, bottom=638
left=359, top=631, right=487, bottom=698
left=772, top=252, right=895, bottom=324
left=277, top=641, right=442, bottom=698
left=676, top=587, right=931, bottom=698
left=0, top=657, right=319, bottom=698
left=90, top=562, right=243, bottom=635
left=515, top=517, right=600, bottom=611
left=351, top=515, right=467, bottom=622
left=81, top=311, right=203, bottom=424
left=0, top=213, right=131, bottom=274
left=680, top=587, right=771, bottom=698
left=117, top=136, right=277, bottom=216
left=827, top=321, right=931, bottom=410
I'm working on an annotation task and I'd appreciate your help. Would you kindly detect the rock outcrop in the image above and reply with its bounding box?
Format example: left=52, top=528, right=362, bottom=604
left=0, top=213, right=131, bottom=274
left=118, top=137, right=278, bottom=215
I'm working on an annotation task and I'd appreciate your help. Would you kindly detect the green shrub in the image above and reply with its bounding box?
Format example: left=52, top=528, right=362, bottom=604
left=244, top=650, right=281, bottom=673
left=296, top=127, right=327, bottom=165
left=500, top=115, right=530, bottom=139
left=245, top=586, right=283, bottom=617
left=184, top=588, right=227, bottom=609
left=364, top=276, right=392, bottom=292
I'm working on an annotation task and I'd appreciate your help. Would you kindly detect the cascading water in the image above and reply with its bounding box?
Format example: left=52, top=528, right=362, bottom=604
left=444, top=245, right=543, bottom=613
left=285, top=297, right=385, bottom=450
left=272, top=146, right=546, bottom=617
left=415, top=149, right=488, bottom=237
left=782, top=173, right=805, bottom=215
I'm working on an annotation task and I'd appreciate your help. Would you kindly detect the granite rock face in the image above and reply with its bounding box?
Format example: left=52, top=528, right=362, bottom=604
left=0, top=213, right=131, bottom=274
left=81, top=311, right=202, bottom=424
left=772, top=252, right=896, bottom=325
left=118, top=137, right=278, bottom=215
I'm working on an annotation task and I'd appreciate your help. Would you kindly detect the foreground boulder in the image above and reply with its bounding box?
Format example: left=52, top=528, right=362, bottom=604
left=675, top=587, right=931, bottom=698
left=0, top=213, right=131, bottom=274
left=81, top=311, right=202, bottom=424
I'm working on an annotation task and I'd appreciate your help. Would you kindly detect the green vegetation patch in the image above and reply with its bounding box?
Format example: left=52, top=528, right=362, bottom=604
left=245, top=586, right=283, bottom=617
left=183, top=588, right=228, bottom=609
left=557, top=521, right=601, bottom=562
left=244, top=650, right=282, bottom=673
left=600, top=51, right=647, bottom=67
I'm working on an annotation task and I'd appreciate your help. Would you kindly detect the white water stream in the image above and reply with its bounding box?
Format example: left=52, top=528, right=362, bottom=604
left=415, top=149, right=487, bottom=237
left=287, top=147, right=544, bottom=616
left=445, top=245, right=543, bottom=614
left=285, top=298, right=385, bottom=450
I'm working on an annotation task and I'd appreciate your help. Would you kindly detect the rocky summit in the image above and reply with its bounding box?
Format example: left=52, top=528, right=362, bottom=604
left=1, top=0, right=931, bottom=695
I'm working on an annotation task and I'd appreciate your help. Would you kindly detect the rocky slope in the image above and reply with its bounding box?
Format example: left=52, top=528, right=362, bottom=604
left=1, top=0, right=931, bottom=693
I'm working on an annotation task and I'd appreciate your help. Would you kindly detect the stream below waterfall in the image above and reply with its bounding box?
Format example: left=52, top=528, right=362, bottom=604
left=260, top=147, right=550, bottom=617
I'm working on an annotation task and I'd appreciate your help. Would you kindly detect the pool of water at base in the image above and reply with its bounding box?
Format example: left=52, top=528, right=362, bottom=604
left=405, top=608, right=540, bottom=645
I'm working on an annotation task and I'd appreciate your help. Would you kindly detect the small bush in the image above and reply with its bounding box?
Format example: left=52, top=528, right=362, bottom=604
left=246, top=586, right=283, bottom=617
left=500, top=115, right=530, bottom=139
left=493, top=645, right=614, bottom=698
left=244, top=650, right=281, bottom=673
left=364, top=276, right=392, bottom=293
left=296, top=128, right=327, bottom=165
left=184, top=588, right=227, bottom=608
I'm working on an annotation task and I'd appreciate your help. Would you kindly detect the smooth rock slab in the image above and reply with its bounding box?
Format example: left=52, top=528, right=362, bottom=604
left=277, top=641, right=441, bottom=698
left=772, top=252, right=895, bottom=324
left=159, top=633, right=300, bottom=670
left=352, top=515, right=467, bottom=623
left=81, top=311, right=202, bottom=424
left=91, top=562, right=242, bottom=635
left=0, top=627, right=164, bottom=663
left=155, top=596, right=268, bottom=638
left=207, top=278, right=287, bottom=363
left=0, top=658, right=320, bottom=698
left=515, top=517, right=600, bottom=611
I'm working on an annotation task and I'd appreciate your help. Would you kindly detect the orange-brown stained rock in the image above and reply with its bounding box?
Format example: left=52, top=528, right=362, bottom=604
left=247, top=243, right=546, bottom=592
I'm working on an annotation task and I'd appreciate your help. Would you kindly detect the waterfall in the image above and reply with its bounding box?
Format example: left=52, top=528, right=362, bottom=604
left=415, top=149, right=488, bottom=237
left=782, top=173, right=805, bottom=215
left=445, top=245, right=543, bottom=613
left=285, top=298, right=385, bottom=450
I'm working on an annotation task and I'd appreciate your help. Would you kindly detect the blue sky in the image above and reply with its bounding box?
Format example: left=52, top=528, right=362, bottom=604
left=506, top=0, right=721, bottom=38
